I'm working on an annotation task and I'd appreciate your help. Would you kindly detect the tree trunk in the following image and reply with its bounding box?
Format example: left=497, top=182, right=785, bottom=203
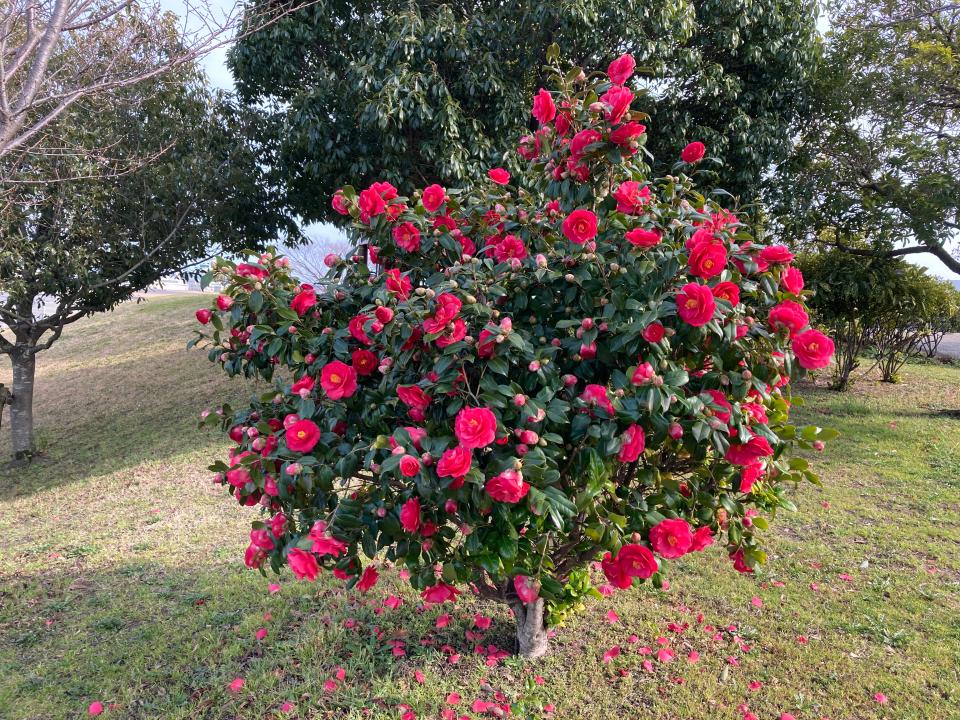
left=9, top=349, right=36, bottom=462
left=511, top=598, right=549, bottom=659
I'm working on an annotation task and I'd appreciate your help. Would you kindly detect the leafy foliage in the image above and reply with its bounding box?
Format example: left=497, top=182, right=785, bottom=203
left=229, top=0, right=819, bottom=224
left=199, top=52, right=834, bottom=652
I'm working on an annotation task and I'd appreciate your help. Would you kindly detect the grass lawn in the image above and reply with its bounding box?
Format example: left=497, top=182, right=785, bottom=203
left=1, top=293, right=959, bottom=720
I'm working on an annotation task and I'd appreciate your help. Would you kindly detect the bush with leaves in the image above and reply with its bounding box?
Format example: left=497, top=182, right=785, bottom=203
left=196, top=50, right=835, bottom=658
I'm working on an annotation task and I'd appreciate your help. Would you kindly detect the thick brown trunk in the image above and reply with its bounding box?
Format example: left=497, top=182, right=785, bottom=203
left=9, top=349, right=36, bottom=461
left=511, top=598, right=549, bottom=659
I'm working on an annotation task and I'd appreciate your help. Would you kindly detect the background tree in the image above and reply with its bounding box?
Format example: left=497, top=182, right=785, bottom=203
left=0, top=20, right=296, bottom=463
left=767, top=0, right=960, bottom=275
left=229, top=0, right=819, bottom=225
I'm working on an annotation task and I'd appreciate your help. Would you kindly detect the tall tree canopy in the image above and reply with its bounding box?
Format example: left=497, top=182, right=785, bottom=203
left=767, top=0, right=960, bottom=275
left=229, top=0, right=819, bottom=224
left=0, top=18, right=295, bottom=462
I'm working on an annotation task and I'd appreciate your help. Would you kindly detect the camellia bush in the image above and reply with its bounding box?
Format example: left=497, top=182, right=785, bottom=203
left=194, top=48, right=836, bottom=658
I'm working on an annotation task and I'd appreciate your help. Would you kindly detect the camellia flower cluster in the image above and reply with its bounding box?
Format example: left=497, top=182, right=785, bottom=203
left=194, top=49, right=836, bottom=658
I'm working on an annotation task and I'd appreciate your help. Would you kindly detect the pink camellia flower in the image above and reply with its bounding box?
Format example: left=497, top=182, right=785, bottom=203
left=760, top=244, right=794, bottom=265
left=494, top=234, right=528, bottom=263
left=581, top=383, right=615, bottom=415
left=617, top=543, right=659, bottom=579
left=570, top=128, right=602, bottom=159
left=712, top=281, right=740, bottom=306
left=454, top=407, right=497, bottom=449
left=769, top=300, right=809, bottom=336
left=485, top=469, right=529, bottom=503
left=229, top=677, right=245, bottom=693
left=676, top=283, right=717, bottom=326
left=704, top=389, right=732, bottom=423
left=290, top=285, right=316, bottom=316
left=384, top=268, right=412, bottom=300
left=195, top=308, right=213, bottom=324
left=725, top=435, right=774, bottom=465
left=287, top=548, right=319, bottom=581
left=730, top=548, right=753, bottom=574
left=688, top=241, right=727, bottom=279
left=357, top=565, right=379, bottom=592
left=290, top=375, right=315, bottom=398
left=285, top=419, right=321, bottom=453
left=681, top=141, right=706, bottom=163
left=399, top=454, right=421, bottom=477
left=690, top=526, right=715, bottom=551
left=320, top=360, right=357, bottom=400
left=610, top=120, right=646, bottom=149
left=600, top=85, right=633, bottom=123
left=393, top=222, right=422, bottom=252
left=215, top=294, right=233, bottom=311
left=348, top=314, right=373, bottom=345
left=613, top=180, right=651, bottom=215
left=351, top=349, right=377, bottom=376
left=358, top=186, right=386, bottom=219
left=421, top=184, right=446, bottom=213
left=626, top=227, right=661, bottom=248
left=514, top=575, right=540, bottom=604
left=649, top=518, right=694, bottom=559
left=309, top=521, right=348, bottom=557
left=237, top=263, right=268, bottom=281
left=250, top=528, right=274, bottom=551
left=437, top=445, right=472, bottom=480
left=608, top=53, right=636, bottom=85
left=618, top=424, right=646, bottom=462
left=601, top=551, right=631, bottom=589
left=642, top=322, right=665, bottom=342
left=632, top=362, right=655, bottom=385
left=421, top=582, right=461, bottom=604
left=781, top=266, right=805, bottom=294
left=88, top=701, right=105, bottom=716
left=487, top=168, right=510, bottom=185
left=532, top=88, right=557, bottom=124
left=332, top=189, right=350, bottom=215
left=399, top=497, right=421, bottom=533
left=562, top=209, right=598, bottom=244
left=792, top=329, right=835, bottom=369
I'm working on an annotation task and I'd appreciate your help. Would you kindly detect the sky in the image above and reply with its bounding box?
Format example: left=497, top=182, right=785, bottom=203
left=160, top=0, right=959, bottom=283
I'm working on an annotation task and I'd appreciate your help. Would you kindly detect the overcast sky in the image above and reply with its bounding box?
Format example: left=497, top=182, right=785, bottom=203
left=159, top=0, right=959, bottom=282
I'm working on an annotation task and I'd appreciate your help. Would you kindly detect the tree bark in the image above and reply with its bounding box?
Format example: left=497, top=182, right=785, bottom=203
left=9, top=349, right=36, bottom=462
left=511, top=598, right=549, bottom=659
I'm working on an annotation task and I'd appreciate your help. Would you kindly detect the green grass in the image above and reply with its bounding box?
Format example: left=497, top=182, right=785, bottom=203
left=1, top=294, right=959, bottom=719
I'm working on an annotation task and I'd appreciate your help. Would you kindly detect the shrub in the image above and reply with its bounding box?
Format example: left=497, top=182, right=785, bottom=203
left=195, top=50, right=835, bottom=658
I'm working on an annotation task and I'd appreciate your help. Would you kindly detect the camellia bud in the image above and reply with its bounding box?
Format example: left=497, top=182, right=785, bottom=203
left=304, top=353, right=316, bottom=364
left=376, top=506, right=387, bottom=517
left=536, top=254, right=548, bottom=268
left=444, top=499, right=458, bottom=514
left=562, top=374, right=577, bottom=387
left=286, top=463, right=301, bottom=475
left=589, top=101, right=605, bottom=113
left=668, top=422, right=683, bottom=440
left=564, top=273, right=576, bottom=282
left=581, top=318, right=594, bottom=330
left=513, top=393, right=527, bottom=407
left=500, top=317, right=513, bottom=333
left=813, top=440, right=825, bottom=451
left=528, top=360, right=541, bottom=372
left=323, top=253, right=338, bottom=268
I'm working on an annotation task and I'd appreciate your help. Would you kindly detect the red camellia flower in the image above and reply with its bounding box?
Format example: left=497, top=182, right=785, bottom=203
left=287, top=548, right=319, bottom=581
left=649, top=518, right=694, bottom=559
left=739, top=462, right=765, bottom=493
left=690, top=526, right=715, bottom=551
left=570, top=128, right=602, bottom=159
left=351, top=349, right=377, bottom=376
left=485, top=469, right=530, bottom=503
left=290, top=374, right=315, bottom=397
left=769, top=300, right=809, bottom=336
left=399, top=454, right=421, bottom=477
left=421, top=184, right=446, bottom=213
left=731, top=548, right=753, bottom=574
left=781, top=266, right=804, bottom=294
left=437, top=445, right=472, bottom=480
left=725, top=435, right=774, bottom=466
left=320, top=360, right=358, bottom=400
left=237, top=263, right=268, bottom=281
left=642, top=322, right=665, bottom=342
left=600, top=85, right=633, bottom=123
left=455, top=407, right=497, bottom=448
left=384, top=268, right=412, bottom=300
left=358, top=187, right=386, bottom=219
left=348, top=314, right=373, bottom=345
left=399, top=497, right=421, bottom=533
left=601, top=551, right=632, bottom=589
left=618, top=424, right=646, bottom=462
left=332, top=189, right=350, bottom=215
left=487, top=168, right=510, bottom=185
left=393, top=222, right=421, bottom=252
left=617, top=543, right=659, bottom=579
left=626, top=227, right=662, bottom=248
left=532, top=88, right=557, bottom=124
left=195, top=308, right=212, bottom=324
left=291, top=285, right=317, bottom=316
left=688, top=241, right=727, bottom=279
left=309, top=521, right=348, bottom=557
left=607, top=53, right=636, bottom=85
left=421, top=582, right=461, bottom=603
left=681, top=141, right=706, bottom=163
left=704, top=389, right=732, bottom=423
left=357, top=565, right=379, bottom=592
left=286, top=419, right=321, bottom=453
left=216, top=294, right=233, bottom=311
left=581, top=383, right=615, bottom=415
left=676, top=283, right=717, bottom=326
left=397, top=385, right=431, bottom=415
left=514, top=575, right=540, bottom=603
left=711, top=281, right=740, bottom=306
left=562, top=209, right=598, bottom=244
left=760, top=244, right=794, bottom=265
left=792, top=329, right=835, bottom=369
left=613, top=180, right=651, bottom=215
left=494, top=234, right=528, bottom=263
